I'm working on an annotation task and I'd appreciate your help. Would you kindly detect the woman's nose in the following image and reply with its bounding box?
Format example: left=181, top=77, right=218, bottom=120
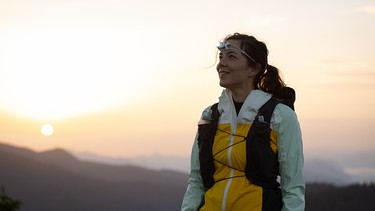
left=216, top=58, right=227, bottom=71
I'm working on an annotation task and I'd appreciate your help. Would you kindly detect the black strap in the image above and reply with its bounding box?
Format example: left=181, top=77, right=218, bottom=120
left=256, top=98, right=280, bottom=124
left=210, top=103, right=220, bottom=120
left=245, top=97, right=281, bottom=189
left=198, top=103, right=220, bottom=189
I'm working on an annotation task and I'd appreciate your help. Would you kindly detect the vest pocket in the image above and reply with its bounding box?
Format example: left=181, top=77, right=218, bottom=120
left=246, top=121, right=279, bottom=188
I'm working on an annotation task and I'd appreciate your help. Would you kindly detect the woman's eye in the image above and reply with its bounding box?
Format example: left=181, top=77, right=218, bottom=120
left=228, top=54, right=237, bottom=59
left=218, top=52, right=238, bottom=61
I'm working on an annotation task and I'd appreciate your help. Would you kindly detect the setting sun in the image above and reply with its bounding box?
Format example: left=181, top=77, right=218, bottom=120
left=41, top=124, right=54, bottom=136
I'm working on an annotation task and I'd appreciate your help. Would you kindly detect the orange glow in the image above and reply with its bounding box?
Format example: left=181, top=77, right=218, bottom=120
left=0, top=0, right=374, bottom=160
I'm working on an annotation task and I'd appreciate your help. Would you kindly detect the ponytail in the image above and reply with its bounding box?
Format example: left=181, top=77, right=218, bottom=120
left=257, top=65, right=295, bottom=110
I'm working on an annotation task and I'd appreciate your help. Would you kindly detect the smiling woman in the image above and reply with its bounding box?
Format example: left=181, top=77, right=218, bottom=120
left=0, top=22, right=150, bottom=120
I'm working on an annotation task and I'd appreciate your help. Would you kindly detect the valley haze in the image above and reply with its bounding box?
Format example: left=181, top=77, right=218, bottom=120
left=71, top=146, right=375, bottom=186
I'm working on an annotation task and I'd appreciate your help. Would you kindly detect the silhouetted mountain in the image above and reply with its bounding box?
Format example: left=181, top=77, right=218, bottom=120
left=72, top=150, right=190, bottom=173
left=36, top=148, right=187, bottom=187
left=306, top=183, right=375, bottom=211
left=1, top=142, right=375, bottom=211
left=0, top=143, right=188, bottom=211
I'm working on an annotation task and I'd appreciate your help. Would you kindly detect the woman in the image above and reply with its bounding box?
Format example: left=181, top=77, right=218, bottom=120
left=181, top=33, right=305, bottom=211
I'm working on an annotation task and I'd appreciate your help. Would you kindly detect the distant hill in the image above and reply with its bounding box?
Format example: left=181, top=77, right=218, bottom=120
left=1, top=143, right=375, bottom=211
left=304, top=159, right=352, bottom=185
left=72, top=150, right=190, bottom=173
left=0, top=143, right=188, bottom=211
left=306, top=183, right=375, bottom=211
left=72, top=149, right=358, bottom=186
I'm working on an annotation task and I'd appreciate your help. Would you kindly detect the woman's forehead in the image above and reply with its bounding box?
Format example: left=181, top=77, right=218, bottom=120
left=227, top=39, right=241, bottom=45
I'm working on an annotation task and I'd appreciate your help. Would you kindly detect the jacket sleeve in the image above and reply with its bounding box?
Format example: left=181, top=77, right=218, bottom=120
left=275, top=105, right=305, bottom=211
left=181, top=132, right=206, bottom=211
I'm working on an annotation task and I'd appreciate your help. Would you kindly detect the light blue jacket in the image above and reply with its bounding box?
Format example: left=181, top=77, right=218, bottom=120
left=181, top=89, right=305, bottom=211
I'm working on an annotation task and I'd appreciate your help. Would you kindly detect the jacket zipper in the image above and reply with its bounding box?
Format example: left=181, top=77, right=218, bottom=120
left=221, top=106, right=238, bottom=211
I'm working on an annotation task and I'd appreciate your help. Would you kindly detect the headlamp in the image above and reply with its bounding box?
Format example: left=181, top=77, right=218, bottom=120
left=217, top=41, right=255, bottom=62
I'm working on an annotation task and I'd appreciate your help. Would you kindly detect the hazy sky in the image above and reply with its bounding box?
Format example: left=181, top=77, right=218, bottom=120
left=1, top=0, right=374, bottom=164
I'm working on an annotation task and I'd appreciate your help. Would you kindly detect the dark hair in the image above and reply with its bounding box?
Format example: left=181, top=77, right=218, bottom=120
left=224, top=33, right=294, bottom=103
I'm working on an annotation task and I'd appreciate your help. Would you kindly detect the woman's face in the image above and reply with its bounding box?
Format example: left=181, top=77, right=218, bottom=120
left=216, top=39, right=257, bottom=91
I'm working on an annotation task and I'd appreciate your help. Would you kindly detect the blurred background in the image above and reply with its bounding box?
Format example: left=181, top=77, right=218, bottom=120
left=1, top=0, right=375, bottom=185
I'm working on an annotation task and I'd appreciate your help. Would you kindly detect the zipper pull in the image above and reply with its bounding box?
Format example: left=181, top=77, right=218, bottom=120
left=227, top=134, right=233, bottom=142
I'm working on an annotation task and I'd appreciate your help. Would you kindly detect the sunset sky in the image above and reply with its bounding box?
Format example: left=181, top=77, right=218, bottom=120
left=1, top=0, right=374, bottom=171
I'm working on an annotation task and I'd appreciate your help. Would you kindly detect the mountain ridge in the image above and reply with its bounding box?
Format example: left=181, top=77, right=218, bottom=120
left=2, top=142, right=375, bottom=211
left=0, top=142, right=187, bottom=211
left=3, top=142, right=374, bottom=185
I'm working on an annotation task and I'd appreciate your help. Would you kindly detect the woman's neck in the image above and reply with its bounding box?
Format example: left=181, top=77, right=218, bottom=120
left=230, top=88, right=253, bottom=103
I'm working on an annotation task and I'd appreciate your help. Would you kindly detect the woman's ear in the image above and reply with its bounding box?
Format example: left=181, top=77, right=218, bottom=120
left=248, top=64, right=261, bottom=77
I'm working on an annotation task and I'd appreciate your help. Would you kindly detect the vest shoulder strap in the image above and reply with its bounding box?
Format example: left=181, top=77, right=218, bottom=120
left=245, top=97, right=281, bottom=189
left=210, top=103, right=220, bottom=120
left=255, top=98, right=280, bottom=124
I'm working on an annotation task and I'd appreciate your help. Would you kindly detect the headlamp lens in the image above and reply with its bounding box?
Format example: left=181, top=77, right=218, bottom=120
left=217, top=42, right=228, bottom=50
left=216, top=41, right=255, bottom=62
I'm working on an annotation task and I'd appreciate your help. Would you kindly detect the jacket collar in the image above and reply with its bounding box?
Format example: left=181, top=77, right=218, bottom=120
left=217, top=89, right=272, bottom=122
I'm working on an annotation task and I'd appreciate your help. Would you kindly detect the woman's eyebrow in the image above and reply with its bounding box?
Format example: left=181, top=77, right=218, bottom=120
left=223, top=49, right=241, bottom=55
